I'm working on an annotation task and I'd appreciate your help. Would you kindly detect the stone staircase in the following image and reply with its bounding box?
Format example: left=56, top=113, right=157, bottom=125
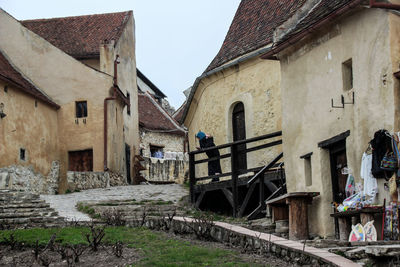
left=0, top=190, right=65, bottom=228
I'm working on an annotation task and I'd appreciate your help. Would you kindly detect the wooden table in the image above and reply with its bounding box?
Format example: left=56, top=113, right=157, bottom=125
left=266, top=192, right=320, bottom=240
left=330, top=207, right=384, bottom=241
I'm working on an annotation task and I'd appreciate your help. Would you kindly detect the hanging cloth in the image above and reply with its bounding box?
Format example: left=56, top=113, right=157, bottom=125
left=360, top=152, right=378, bottom=198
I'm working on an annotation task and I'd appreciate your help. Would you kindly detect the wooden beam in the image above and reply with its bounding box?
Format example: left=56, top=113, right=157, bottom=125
left=222, top=188, right=234, bottom=208
left=238, top=182, right=257, bottom=217
left=195, top=191, right=206, bottom=208
left=318, top=130, right=350, bottom=148
left=189, top=130, right=282, bottom=155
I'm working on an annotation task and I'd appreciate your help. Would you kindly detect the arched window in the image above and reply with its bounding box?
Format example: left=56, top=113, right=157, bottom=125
left=232, top=102, right=247, bottom=170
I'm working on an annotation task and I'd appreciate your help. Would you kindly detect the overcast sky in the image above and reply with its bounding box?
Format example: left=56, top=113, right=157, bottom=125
left=0, top=0, right=241, bottom=109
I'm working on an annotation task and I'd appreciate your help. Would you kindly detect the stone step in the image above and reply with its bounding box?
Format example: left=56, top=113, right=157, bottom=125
left=0, top=210, right=59, bottom=219
left=0, top=199, right=46, bottom=204
left=0, top=216, right=65, bottom=225
left=0, top=202, right=50, bottom=210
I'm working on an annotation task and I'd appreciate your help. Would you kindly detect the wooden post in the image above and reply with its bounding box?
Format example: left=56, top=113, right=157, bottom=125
left=230, top=144, right=238, bottom=217
left=259, top=175, right=265, bottom=211
left=360, top=213, right=374, bottom=225
left=189, top=153, right=196, bottom=204
left=338, top=217, right=352, bottom=241
left=287, top=197, right=309, bottom=240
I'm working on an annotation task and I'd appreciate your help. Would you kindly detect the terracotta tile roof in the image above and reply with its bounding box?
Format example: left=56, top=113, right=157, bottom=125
left=205, top=0, right=307, bottom=72
left=139, top=93, right=185, bottom=135
left=22, top=11, right=131, bottom=59
left=172, top=101, right=186, bottom=123
left=0, top=50, right=59, bottom=108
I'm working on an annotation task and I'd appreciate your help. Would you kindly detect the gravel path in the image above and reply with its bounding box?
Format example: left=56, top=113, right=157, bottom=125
left=40, top=184, right=188, bottom=221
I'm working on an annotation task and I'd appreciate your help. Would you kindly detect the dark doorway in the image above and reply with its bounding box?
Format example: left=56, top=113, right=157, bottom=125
left=125, top=144, right=131, bottom=184
left=329, top=140, right=347, bottom=204
left=68, top=149, right=93, bottom=171
left=232, top=102, right=247, bottom=170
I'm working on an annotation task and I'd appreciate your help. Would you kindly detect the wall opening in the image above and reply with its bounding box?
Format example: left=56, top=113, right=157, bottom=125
left=76, top=101, right=87, bottom=118
left=127, top=92, right=131, bottom=115
left=342, top=58, right=353, bottom=91
left=232, top=102, right=247, bottom=170
left=150, top=144, right=164, bottom=158
left=68, top=149, right=93, bottom=171
left=304, top=157, right=312, bottom=186
left=19, top=148, right=26, bottom=161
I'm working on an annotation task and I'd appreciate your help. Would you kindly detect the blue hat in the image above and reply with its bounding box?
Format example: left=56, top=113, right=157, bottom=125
left=196, top=131, right=206, bottom=140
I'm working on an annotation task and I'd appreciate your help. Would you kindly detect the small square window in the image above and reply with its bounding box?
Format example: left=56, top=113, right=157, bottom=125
left=76, top=101, right=87, bottom=118
left=150, top=145, right=164, bottom=158
left=342, top=58, right=353, bottom=91
left=20, top=148, right=25, bottom=161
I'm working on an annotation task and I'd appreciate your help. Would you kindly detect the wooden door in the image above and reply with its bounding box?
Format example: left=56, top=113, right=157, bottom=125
left=329, top=141, right=347, bottom=203
left=68, top=149, right=93, bottom=171
left=232, top=102, right=247, bottom=170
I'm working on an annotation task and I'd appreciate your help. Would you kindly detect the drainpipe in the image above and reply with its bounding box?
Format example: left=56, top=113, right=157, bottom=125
left=369, top=0, right=400, bottom=10
left=103, top=55, right=120, bottom=171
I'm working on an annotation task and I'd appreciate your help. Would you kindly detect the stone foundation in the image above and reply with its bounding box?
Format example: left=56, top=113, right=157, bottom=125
left=67, top=171, right=126, bottom=191
left=0, top=162, right=59, bottom=194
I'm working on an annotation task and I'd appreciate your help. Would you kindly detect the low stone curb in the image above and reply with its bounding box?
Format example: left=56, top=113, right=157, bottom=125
left=127, top=216, right=360, bottom=267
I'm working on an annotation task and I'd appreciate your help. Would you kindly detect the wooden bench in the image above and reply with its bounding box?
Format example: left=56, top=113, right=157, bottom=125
left=266, top=192, right=320, bottom=240
left=330, top=207, right=384, bottom=240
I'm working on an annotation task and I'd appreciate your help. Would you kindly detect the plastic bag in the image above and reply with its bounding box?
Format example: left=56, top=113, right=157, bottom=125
left=342, top=193, right=361, bottom=209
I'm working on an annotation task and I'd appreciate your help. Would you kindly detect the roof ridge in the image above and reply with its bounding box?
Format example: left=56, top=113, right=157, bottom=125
left=21, top=10, right=131, bottom=22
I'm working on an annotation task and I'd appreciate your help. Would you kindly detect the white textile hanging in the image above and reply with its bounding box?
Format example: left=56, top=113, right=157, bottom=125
left=360, top=152, right=378, bottom=198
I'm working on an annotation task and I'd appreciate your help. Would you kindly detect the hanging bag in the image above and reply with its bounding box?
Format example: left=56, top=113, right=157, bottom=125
left=381, top=136, right=398, bottom=171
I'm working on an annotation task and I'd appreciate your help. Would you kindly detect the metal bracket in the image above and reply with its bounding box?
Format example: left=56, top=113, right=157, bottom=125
left=331, top=95, right=344, bottom=108
left=331, top=92, right=355, bottom=108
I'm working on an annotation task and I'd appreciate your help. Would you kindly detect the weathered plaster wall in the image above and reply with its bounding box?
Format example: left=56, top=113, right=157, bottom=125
left=100, top=13, right=139, bottom=180
left=184, top=57, right=282, bottom=178
left=279, top=9, right=394, bottom=237
left=0, top=10, right=114, bottom=192
left=142, top=158, right=187, bottom=184
left=0, top=81, right=59, bottom=176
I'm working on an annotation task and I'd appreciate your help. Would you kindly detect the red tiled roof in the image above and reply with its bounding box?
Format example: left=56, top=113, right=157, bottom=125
left=0, top=51, right=59, bottom=108
left=22, top=11, right=131, bottom=59
left=139, top=93, right=184, bottom=135
left=205, top=0, right=307, bottom=72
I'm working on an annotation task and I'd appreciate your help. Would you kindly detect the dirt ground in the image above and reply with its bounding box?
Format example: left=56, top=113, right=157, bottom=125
left=0, top=244, right=141, bottom=267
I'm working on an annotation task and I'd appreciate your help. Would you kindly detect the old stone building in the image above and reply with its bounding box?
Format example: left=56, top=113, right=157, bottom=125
left=0, top=9, right=139, bottom=193
left=138, top=85, right=187, bottom=183
left=181, top=0, right=306, bottom=178
left=262, top=0, right=400, bottom=238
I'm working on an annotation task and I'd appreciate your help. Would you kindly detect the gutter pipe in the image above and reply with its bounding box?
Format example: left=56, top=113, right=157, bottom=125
left=104, top=54, right=130, bottom=171
left=369, top=0, right=400, bottom=10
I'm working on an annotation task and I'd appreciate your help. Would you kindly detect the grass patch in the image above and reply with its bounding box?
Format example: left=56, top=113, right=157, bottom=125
left=0, top=227, right=264, bottom=266
left=76, top=203, right=101, bottom=219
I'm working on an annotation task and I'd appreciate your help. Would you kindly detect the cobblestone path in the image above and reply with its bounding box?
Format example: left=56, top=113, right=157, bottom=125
left=40, top=184, right=188, bottom=221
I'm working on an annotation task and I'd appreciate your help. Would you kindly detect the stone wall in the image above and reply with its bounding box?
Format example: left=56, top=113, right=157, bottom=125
left=66, top=171, right=126, bottom=191
left=67, top=171, right=126, bottom=191
left=0, top=162, right=59, bottom=194
left=142, top=157, right=188, bottom=184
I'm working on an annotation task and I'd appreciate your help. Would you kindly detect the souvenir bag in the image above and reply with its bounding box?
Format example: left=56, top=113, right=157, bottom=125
left=381, top=137, right=398, bottom=171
